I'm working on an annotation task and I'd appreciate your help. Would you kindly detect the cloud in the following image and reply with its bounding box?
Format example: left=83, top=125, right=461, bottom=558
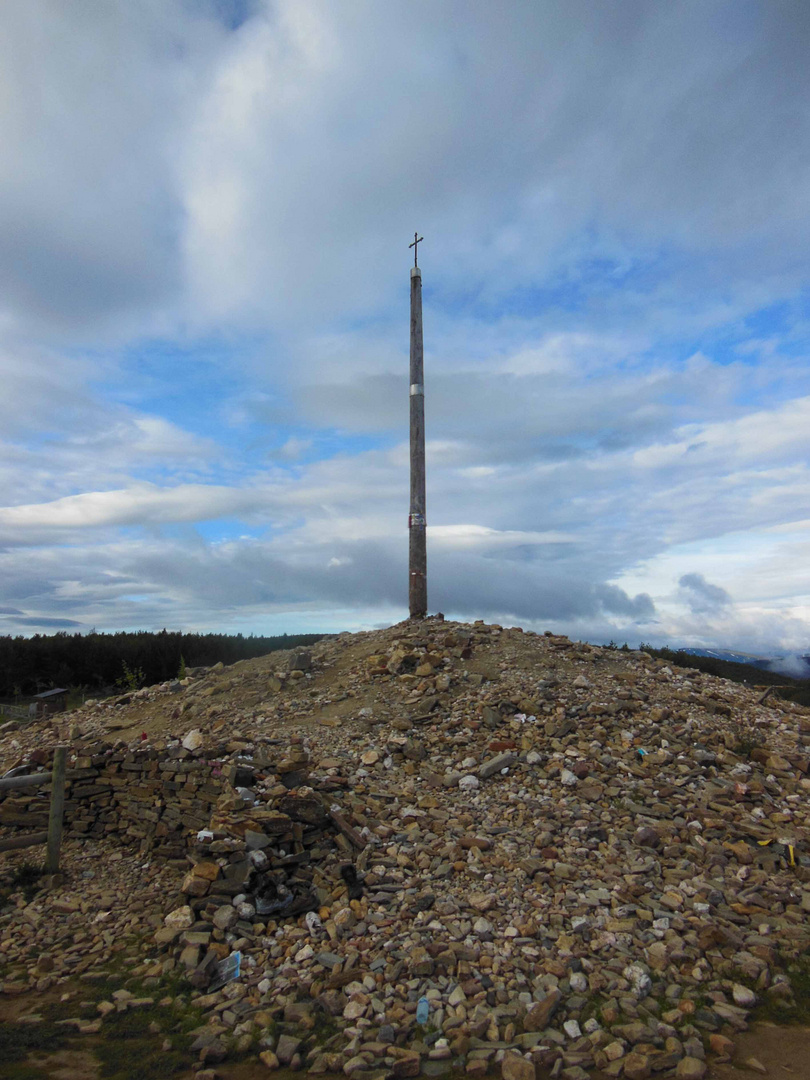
left=678, top=572, right=732, bottom=615
left=766, top=653, right=810, bottom=678
left=1, top=3, right=810, bottom=650
left=181, top=1, right=810, bottom=331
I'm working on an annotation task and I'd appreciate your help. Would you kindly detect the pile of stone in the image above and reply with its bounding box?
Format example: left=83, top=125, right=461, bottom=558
left=160, top=774, right=368, bottom=992
left=3, top=620, right=810, bottom=1080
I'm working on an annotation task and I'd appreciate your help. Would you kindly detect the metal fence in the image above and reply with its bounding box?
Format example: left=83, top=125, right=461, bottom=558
left=0, top=703, right=34, bottom=721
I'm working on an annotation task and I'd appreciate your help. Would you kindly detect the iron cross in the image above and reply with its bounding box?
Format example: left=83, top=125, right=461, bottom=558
left=409, top=232, right=424, bottom=267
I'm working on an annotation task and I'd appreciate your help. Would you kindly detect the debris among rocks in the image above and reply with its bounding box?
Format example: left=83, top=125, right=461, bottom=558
left=3, top=619, right=810, bottom=1080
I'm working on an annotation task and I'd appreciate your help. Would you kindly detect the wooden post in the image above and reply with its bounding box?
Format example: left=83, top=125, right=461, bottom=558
left=0, top=832, right=48, bottom=853
left=409, top=235, right=427, bottom=619
left=45, top=746, right=67, bottom=873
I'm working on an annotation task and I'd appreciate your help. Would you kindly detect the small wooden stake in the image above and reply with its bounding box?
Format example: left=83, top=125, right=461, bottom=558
left=45, top=746, right=67, bottom=873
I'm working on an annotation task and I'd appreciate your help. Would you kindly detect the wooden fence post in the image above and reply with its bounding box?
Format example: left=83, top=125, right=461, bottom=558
left=45, top=746, right=67, bottom=873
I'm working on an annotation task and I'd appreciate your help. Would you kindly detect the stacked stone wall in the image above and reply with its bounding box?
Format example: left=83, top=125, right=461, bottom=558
left=0, top=744, right=226, bottom=857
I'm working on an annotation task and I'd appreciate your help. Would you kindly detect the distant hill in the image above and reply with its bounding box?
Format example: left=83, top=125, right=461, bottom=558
left=639, top=644, right=810, bottom=707
left=678, top=647, right=810, bottom=679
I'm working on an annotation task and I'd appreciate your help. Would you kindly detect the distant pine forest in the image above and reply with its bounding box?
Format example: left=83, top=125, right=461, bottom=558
left=0, top=629, right=326, bottom=700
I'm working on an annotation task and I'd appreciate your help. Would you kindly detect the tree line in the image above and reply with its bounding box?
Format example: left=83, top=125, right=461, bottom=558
left=0, top=629, right=326, bottom=700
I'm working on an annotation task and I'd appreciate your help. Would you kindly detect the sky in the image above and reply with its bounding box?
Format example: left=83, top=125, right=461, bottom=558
left=2, top=0, right=810, bottom=654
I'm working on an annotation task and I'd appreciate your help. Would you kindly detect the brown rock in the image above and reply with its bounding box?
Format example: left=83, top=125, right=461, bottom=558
left=623, top=1052, right=651, bottom=1080
left=675, top=1058, right=707, bottom=1080
left=709, top=1034, right=735, bottom=1057
left=524, top=989, right=561, bottom=1031
left=391, top=1051, right=421, bottom=1078
left=191, top=861, right=221, bottom=881
left=501, top=1051, right=536, bottom=1080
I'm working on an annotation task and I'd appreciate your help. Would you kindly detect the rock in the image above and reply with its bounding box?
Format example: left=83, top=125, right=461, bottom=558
left=344, top=1054, right=372, bottom=1074
left=288, top=650, right=312, bottom=672
left=259, top=1053, right=279, bottom=1070
left=622, top=1052, right=651, bottom=1080
left=524, top=989, right=560, bottom=1031
left=468, top=892, right=496, bottom=912
left=212, top=906, right=238, bottom=931
left=391, top=1051, right=422, bottom=1078
left=501, top=1051, right=535, bottom=1080
left=634, top=827, right=661, bottom=848
left=743, top=1058, right=768, bottom=1075
left=479, top=752, right=517, bottom=779
left=675, top=1058, right=707, bottom=1080
left=623, top=964, right=652, bottom=998
left=343, top=998, right=367, bottom=1020
left=732, top=983, right=757, bottom=1008
left=182, top=729, right=204, bottom=751
left=199, top=1040, right=228, bottom=1065
left=275, top=1034, right=302, bottom=1065
left=164, top=906, right=195, bottom=930
left=708, top=1034, right=735, bottom=1056
left=569, top=971, right=588, bottom=992
left=659, top=890, right=684, bottom=910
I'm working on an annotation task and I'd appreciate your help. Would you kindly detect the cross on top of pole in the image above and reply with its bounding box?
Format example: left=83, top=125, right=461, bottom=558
left=409, top=232, right=424, bottom=267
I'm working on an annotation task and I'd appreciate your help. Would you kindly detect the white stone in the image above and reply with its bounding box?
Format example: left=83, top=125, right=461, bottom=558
left=459, top=774, right=480, bottom=790
left=623, top=963, right=652, bottom=998
left=182, top=729, right=203, bottom=751
left=732, top=983, right=757, bottom=1008
left=164, top=905, right=194, bottom=929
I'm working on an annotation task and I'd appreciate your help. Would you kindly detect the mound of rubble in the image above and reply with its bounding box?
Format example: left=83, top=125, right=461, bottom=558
left=2, top=618, right=810, bottom=1080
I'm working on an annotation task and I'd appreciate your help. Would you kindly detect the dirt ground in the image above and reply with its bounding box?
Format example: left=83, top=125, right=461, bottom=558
left=713, top=1022, right=810, bottom=1078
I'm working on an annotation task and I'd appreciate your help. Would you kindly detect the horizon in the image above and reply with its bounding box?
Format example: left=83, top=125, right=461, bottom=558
left=1, top=620, right=808, bottom=666
left=2, top=3, right=810, bottom=654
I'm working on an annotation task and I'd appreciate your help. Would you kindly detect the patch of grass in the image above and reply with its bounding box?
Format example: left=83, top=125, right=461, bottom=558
left=751, top=950, right=810, bottom=1026
left=732, top=733, right=762, bottom=760
left=0, top=862, right=44, bottom=908
left=0, top=967, right=203, bottom=1080
left=92, top=1000, right=200, bottom=1080
left=95, top=1039, right=188, bottom=1080
left=309, top=1005, right=340, bottom=1045
left=0, top=1021, right=67, bottom=1066
left=0, top=1064, right=49, bottom=1080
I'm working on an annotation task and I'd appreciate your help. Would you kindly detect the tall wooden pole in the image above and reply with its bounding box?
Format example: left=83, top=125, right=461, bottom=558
left=409, top=233, right=427, bottom=618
